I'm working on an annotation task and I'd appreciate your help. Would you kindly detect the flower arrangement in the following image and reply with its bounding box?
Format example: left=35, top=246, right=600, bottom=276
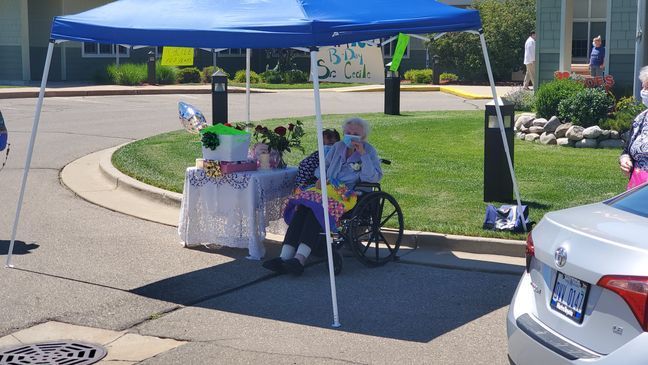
left=253, top=120, right=305, bottom=154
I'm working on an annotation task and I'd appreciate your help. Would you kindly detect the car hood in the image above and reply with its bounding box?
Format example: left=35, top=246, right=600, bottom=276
left=543, top=202, right=648, bottom=251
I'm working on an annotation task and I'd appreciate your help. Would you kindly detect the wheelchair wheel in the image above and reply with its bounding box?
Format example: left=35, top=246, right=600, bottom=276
left=348, top=191, right=404, bottom=267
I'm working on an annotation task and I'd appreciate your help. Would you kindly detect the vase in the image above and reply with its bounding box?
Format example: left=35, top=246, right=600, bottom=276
left=269, top=148, right=287, bottom=169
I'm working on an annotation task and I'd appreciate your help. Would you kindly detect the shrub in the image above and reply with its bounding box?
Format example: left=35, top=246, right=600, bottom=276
left=504, top=87, right=535, bottom=111
left=557, top=87, right=614, bottom=127
left=283, top=69, right=308, bottom=84
left=201, top=66, right=229, bottom=83
left=440, top=72, right=459, bottom=82
left=156, top=62, right=179, bottom=84
left=177, top=67, right=201, bottom=83
left=106, top=63, right=147, bottom=85
left=260, top=70, right=283, bottom=84
left=234, top=70, right=261, bottom=83
left=534, top=79, right=585, bottom=118
left=600, top=96, right=646, bottom=132
left=404, top=69, right=433, bottom=84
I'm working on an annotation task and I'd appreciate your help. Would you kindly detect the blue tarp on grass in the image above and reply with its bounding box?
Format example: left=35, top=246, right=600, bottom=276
left=50, top=0, right=481, bottom=48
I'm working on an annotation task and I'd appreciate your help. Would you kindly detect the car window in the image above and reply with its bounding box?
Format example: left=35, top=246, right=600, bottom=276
left=607, top=184, right=648, bottom=218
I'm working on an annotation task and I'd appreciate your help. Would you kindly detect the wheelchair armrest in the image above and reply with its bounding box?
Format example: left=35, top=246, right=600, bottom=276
left=355, top=182, right=381, bottom=191
left=380, top=159, right=391, bottom=165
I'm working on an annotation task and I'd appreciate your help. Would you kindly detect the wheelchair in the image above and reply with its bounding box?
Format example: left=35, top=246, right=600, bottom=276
left=321, top=159, right=405, bottom=275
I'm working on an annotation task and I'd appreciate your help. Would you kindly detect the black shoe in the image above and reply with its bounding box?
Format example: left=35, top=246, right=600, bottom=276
left=262, top=257, right=286, bottom=274
left=283, top=258, right=305, bottom=276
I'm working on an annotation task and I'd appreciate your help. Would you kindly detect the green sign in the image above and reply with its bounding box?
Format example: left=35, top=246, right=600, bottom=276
left=389, top=33, right=410, bottom=72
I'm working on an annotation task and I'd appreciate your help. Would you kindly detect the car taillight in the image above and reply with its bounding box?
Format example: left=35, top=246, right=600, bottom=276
left=525, top=232, right=534, bottom=273
left=597, top=276, right=648, bottom=331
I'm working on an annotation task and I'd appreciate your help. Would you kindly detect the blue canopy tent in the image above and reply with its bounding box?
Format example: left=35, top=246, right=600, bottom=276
left=7, top=0, right=525, bottom=327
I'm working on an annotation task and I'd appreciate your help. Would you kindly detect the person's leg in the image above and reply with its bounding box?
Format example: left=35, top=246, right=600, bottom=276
left=590, top=65, right=596, bottom=77
left=284, top=208, right=325, bottom=275
left=262, top=206, right=307, bottom=273
left=528, top=62, right=536, bottom=88
left=523, top=64, right=531, bottom=89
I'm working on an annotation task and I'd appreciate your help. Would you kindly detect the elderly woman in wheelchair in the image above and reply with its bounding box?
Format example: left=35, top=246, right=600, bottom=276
left=263, top=117, right=404, bottom=276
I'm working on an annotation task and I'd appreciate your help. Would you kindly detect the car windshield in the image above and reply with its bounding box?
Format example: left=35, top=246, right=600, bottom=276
left=607, top=184, right=648, bottom=218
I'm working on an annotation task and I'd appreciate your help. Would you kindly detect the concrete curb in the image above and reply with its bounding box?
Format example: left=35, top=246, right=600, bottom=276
left=439, top=86, right=492, bottom=100
left=98, top=144, right=182, bottom=207
left=96, top=144, right=525, bottom=258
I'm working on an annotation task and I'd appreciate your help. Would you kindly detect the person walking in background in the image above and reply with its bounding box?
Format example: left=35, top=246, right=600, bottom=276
left=589, top=35, right=605, bottom=77
left=523, top=31, right=536, bottom=90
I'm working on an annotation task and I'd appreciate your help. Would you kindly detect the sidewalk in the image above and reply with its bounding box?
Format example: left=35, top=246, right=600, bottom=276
left=0, top=82, right=517, bottom=100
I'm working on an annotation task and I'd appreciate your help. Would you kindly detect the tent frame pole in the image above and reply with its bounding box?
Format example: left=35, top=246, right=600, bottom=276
left=246, top=48, right=251, bottom=124
left=478, top=31, right=527, bottom=232
left=310, top=49, right=341, bottom=328
left=6, top=40, right=55, bottom=268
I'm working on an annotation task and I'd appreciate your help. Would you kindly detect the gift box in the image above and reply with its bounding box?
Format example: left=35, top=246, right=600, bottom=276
left=220, top=160, right=258, bottom=174
left=200, top=124, right=250, bottom=162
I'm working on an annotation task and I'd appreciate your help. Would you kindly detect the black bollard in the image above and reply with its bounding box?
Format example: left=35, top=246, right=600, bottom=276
left=384, top=70, right=400, bottom=115
left=147, top=51, right=156, bottom=85
left=211, top=70, right=228, bottom=125
left=483, top=98, right=515, bottom=202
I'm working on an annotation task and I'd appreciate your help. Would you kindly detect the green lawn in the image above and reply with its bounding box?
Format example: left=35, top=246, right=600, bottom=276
left=229, top=82, right=366, bottom=89
left=112, top=111, right=627, bottom=239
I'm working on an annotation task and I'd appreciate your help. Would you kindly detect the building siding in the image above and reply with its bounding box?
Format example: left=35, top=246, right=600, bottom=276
left=0, top=0, right=23, bottom=81
left=536, top=0, right=561, bottom=86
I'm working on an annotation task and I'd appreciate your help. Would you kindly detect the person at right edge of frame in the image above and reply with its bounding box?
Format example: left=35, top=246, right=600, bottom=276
left=523, top=30, right=536, bottom=91
left=589, top=35, right=605, bottom=77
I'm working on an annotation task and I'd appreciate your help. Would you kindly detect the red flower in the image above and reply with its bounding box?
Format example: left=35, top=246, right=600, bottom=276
left=274, top=126, right=287, bottom=136
left=262, top=127, right=269, bottom=134
left=288, top=123, right=295, bottom=131
left=224, top=123, right=232, bottom=127
left=255, top=125, right=264, bottom=132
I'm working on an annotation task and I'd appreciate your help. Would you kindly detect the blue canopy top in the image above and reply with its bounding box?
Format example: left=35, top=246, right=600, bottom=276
left=50, top=0, right=481, bottom=48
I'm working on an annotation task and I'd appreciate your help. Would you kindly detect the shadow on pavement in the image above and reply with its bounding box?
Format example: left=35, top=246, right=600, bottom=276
left=131, top=252, right=518, bottom=343
left=0, top=240, right=39, bottom=255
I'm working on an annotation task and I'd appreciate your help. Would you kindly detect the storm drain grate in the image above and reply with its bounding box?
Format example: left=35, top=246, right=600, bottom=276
left=0, top=341, right=107, bottom=365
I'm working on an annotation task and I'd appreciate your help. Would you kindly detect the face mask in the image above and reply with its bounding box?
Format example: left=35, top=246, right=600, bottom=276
left=323, top=145, right=332, bottom=156
left=342, top=134, right=361, bottom=147
left=642, top=89, right=648, bottom=107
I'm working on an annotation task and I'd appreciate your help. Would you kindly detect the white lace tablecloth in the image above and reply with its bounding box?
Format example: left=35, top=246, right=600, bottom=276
left=178, top=167, right=297, bottom=259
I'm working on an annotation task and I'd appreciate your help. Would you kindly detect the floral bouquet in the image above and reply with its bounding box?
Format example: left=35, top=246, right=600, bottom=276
left=253, top=120, right=305, bottom=154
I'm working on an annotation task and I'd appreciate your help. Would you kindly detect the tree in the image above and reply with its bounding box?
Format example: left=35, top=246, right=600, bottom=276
left=429, top=0, right=535, bottom=82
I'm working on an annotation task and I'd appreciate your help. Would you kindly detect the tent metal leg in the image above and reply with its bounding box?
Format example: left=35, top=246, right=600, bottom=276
left=6, top=41, right=55, bottom=268
left=246, top=48, right=251, bottom=124
left=478, top=33, right=527, bottom=232
left=310, top=50, right=341, bottom=328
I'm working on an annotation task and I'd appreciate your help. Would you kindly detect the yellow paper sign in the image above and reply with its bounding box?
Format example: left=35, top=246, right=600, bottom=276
left=161, top=47, right=194, bottom=66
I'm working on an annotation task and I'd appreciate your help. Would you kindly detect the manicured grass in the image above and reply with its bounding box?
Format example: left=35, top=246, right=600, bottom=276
left=112, top=111, right=627, bottom=239
left=229, top=82, right=366, bottom=89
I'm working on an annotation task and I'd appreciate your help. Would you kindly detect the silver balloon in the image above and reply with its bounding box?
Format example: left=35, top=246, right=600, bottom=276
left=178, top=101, right=207, bottom=134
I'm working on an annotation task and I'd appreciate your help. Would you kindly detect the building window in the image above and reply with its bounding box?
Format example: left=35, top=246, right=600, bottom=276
left=381, top=39, right=409, bottom=59
left=82, top=43, right=129, bottom=58
left=217, top=48, right=246, bottom=56
left=571, top=0, right=606, bottom=63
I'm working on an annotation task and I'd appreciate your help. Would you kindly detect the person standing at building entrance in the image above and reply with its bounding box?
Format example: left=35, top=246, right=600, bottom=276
left=589, top=35, right=605, bottom=77
left=523, top=31, right=536, bottom=90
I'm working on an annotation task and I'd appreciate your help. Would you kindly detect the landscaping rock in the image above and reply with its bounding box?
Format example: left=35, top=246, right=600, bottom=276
left=610, top=130, right=620, bottom=139
left=519, top=125, right=530, bottom=133
left=597, top=129, right=610, bottom=141
left=621, top=131, right=630, bottom=141
left=575, top=138, right=598, bottom=148
left=515, top=113, right=536, bottom=130
left=557, top=138, right=574, bottom=147
left=566, top=126, right=585, bottom=140
left=544, top=116, right=561, bottom=133
left=532, top=118, right=548, bottom=128
left=599, top=139, right=625, bottom=148
left=529, top=126, right=545, bottom=134
left=516, top=132, right=526, bottom=140
left=583, top=126, right=603, bottom=139
left=524, top=133, right=540, bottom=142
left=554, top=123, right=572, bottom=138
left=540, top=132, right=557, bottom=145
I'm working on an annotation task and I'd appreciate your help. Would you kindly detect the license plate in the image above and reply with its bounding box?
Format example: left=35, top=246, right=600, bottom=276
left=550, top=272, right=590, bottom=323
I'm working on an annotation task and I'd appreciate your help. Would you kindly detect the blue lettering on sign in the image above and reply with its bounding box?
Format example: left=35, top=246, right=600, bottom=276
left=328, top=48, right=341, bottom=65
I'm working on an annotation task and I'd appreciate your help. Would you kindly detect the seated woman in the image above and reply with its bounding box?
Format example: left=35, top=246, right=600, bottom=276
left=620, top=66, right=648, bottom=189
left=294, top=128, right=340, bottom=188
left=263, top=117, right=382, bottom=275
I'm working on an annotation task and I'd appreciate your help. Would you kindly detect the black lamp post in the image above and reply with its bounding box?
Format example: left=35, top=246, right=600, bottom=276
left=384, top=65, right=400, bottom=115
left=211, top=70, right=228, bottom=125
left=483, top=98, right=515, bottom=202
left=147, top=51, right=156, bottom=85
left=432, top=55, right=440, bottom=85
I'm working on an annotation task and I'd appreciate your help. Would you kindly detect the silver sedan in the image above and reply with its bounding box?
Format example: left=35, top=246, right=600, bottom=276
left=507, top=184, right=648, bottom=364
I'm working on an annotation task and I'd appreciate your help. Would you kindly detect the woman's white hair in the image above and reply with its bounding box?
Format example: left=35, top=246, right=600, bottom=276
left=342, top=117, right=371, bottom=139
left=639, top=66, right=648, bottom=84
